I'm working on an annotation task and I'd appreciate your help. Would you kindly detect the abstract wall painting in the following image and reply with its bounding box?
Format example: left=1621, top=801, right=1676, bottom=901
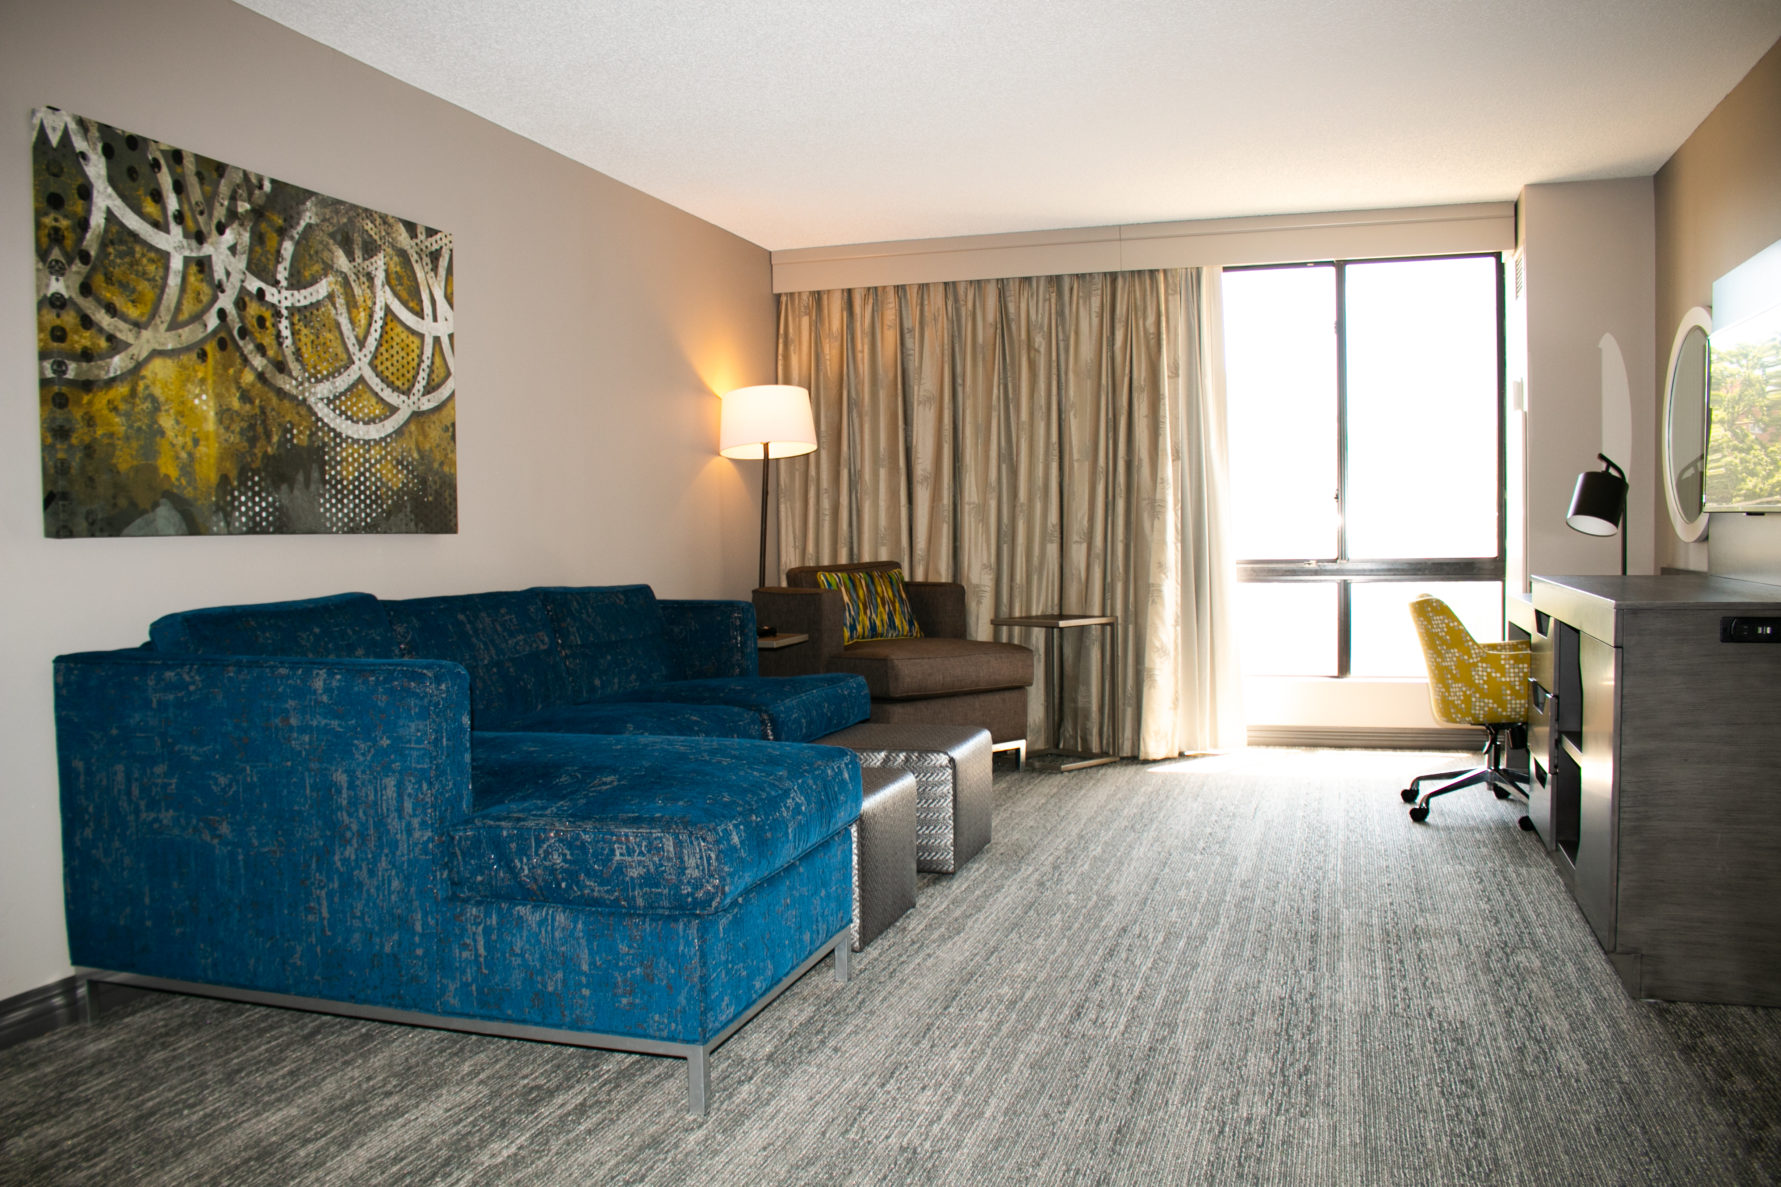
left=33, top=107, right=457, bottom=537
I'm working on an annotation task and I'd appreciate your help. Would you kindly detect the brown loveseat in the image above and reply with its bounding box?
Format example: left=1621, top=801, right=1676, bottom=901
left=752, top=561, right=1033, bottom=759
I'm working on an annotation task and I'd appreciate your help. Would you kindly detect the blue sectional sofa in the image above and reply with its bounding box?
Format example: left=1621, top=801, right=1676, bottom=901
left=54, top=585, right=872, bottom=1113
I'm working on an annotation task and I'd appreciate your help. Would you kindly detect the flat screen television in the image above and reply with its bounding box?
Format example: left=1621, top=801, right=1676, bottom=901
left=1704, top=242, right=1781, bottom=515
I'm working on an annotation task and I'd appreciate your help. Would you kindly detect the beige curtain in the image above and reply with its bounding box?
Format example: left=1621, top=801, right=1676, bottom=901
left=776, top=269, right=1242, bottom=759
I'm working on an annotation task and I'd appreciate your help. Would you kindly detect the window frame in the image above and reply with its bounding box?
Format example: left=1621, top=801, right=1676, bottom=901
left=1227, top=252, right=1508, bottom=678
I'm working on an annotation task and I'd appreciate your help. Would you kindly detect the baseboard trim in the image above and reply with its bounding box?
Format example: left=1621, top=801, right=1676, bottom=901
left=1247, top=725, right=1479, bottom=750
left=0, top=976, right=85, bottom=1051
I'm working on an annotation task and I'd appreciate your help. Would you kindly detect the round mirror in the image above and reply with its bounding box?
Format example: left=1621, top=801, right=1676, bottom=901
left=1663, top=307, right=1711, bottom=543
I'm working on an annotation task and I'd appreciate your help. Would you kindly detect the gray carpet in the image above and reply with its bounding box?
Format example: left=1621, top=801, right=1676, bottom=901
left=4, top=748, right=1780, bottom=1186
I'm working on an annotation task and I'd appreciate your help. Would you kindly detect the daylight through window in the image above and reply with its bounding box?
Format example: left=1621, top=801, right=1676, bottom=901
left=1222, top=255, right=1505, bottom=678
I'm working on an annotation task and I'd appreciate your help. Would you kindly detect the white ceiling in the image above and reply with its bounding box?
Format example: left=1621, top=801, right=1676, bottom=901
left=232, top=0, right=1781, bottom=252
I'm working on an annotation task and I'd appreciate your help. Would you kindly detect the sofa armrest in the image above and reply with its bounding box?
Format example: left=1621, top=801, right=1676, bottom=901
left=752, top=587, right=845, bottom=676
left=53, top=650, right=473, bottom=1003
left=905, top=581, right=967, bottom=638
left=659, top=599, right=757, bottom=679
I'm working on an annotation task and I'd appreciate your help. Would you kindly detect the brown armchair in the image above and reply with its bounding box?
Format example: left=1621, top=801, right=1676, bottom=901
left=753, top=561, right=1033, bottom=759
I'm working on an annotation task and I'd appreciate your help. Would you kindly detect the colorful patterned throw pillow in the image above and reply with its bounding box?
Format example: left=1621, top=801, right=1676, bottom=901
left=815, top=569, right=925, bottom=646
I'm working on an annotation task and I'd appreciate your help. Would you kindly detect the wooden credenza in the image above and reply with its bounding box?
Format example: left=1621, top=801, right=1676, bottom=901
left=1515, top=574, right=1781, bottom=1005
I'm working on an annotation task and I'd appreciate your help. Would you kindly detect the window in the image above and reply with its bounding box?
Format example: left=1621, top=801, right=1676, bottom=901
left=1223, top=255, right=1505, bottom=678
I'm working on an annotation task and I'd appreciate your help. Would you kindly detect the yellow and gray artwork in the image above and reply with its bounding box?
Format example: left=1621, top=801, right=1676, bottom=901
left=34, top=107, right=456, bottom=537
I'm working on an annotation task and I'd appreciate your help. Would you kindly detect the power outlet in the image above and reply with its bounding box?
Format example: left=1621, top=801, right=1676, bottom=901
left=1720, top=616, right=1781, bottom=643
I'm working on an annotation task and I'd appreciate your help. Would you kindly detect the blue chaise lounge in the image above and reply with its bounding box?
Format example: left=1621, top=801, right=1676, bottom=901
left=54, top=585, right=872, bottom=1113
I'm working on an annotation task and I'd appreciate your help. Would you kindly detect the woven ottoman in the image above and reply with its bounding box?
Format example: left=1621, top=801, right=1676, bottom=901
left=824, top=723, right=992, bottom=874
left=855, top=767, right=917, bottom=949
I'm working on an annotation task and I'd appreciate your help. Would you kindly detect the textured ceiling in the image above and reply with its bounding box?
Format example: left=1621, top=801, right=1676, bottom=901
left=231, top=0, right=1781, bottom=251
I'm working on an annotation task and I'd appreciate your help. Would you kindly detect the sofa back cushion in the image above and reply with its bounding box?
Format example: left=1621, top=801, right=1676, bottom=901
left=149, top=592, right=399, bottom=659
left=385, top=591, right=570, bottom=728
left=534, top=585, right=671, bottom=702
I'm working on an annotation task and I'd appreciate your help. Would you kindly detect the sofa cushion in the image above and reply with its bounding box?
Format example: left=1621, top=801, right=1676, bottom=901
left=533, top=585, right=672, bottom=701
left=385, top=591, right=571, bottom=729
left=816, top=568, right=924, bottom=646
left=504, top=699, right=768, bottom=740
left=608, top=674, right=871, bottom=742
left=831, top=637, right=1034, bottom=699
left=453, top=732, right=862, bottom=914
left=658, top=599, right=758, bottom=679
left=149, top=592, right=398, bottom=659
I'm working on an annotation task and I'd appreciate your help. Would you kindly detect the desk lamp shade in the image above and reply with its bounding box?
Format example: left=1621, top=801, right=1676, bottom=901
left=719, top=385, right=817, bottom=597
left=1566, top=453, right=1628, bottom=574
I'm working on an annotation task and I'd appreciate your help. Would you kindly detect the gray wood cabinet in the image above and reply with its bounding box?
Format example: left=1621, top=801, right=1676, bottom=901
left=1525, top=574, right=1781, bottom=1005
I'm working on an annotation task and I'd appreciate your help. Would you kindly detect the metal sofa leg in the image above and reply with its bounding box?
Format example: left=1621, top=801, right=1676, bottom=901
left=686, top=1047, right=710, bottom=1116
left=833, top=935, right=852, bottom=983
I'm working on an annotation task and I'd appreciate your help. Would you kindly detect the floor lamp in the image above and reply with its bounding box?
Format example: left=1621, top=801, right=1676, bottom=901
left=1566, top=452, right=1629, bottom=575
left=718, top=385, right=817, bottom=620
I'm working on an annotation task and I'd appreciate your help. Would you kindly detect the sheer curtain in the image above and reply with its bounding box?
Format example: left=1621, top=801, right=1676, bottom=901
left=775, top=269, right=1242, bottom=759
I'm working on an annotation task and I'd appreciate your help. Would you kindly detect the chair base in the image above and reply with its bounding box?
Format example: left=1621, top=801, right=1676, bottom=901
left=1404, top=723, right=1529, bottom=825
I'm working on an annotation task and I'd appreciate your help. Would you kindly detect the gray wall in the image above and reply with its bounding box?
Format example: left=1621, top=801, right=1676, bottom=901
left=1514, top=179, right=1657, bottom=586
left=0, top=0, right=776, bottom=999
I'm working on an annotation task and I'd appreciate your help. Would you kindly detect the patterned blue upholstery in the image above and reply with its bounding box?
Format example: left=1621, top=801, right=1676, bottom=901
left=149, top=592, right=398, bottom=659
left=57, top=650, right=472, bottom=1009
left=54, top=644, right=857, bottom=1050
left=443, top=828, right=851, bottom=1043
left=385, top=591, right=572, bottom=729
left=534, top=585, right=673, bottom=701
left=138, top=585, right=869, bottom=746
left=505, top=700, right=768, bottom=740
left=612, top=675, right=870, bottom=743
left=456, top=733, right=860, bottom=912
left=660, top=599, right=758, bottom=679
left=59, top=584, right=874, bottom=1069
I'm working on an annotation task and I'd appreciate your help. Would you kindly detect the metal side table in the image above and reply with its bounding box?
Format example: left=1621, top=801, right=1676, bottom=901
left=991, top=613, right=1117, bottom=771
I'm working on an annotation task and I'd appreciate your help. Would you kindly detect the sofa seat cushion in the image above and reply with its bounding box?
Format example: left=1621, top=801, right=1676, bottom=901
left=505, top=700, right=767, bottom=740
left=607, top=674, right=870, bottom=742
left=453, top=732, right=861, bottom=914
left=384, top=591, right=571, bottom=729
left=830, top=637, right=1034, bottom=699
left=149, top=592, right=398, bottom=659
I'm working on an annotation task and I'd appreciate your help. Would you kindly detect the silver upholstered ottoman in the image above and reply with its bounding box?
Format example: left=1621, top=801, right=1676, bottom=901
left=826, top=723, right=993, bottom=874
left=855, top=767, right=917, bottom=950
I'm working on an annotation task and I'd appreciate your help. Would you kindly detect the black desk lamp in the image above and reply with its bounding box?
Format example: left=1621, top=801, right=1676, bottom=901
left=1566, top=453, right=1628, bottom=575
left=718, top=385, right=817, bottom=628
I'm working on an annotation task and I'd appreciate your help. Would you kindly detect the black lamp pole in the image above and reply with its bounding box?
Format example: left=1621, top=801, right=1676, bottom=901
left=758, top=448, right=770, bottom=592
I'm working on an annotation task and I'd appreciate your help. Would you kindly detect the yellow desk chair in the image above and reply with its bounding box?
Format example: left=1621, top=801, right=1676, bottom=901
left=1402, top=594, right=1534, bottom=828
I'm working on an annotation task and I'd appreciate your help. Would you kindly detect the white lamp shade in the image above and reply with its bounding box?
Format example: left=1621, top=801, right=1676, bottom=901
left=718, top=385, right=817, bottom=460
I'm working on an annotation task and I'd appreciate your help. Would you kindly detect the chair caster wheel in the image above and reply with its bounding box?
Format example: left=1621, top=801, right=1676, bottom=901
left=1518, top=816, right=1536, bottom=832
left=1493, top=787, right=1511, bottom=799
left=1409, top=805, right=1430, bottom=823
left=1400, top=788, right=1417, bottom=803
